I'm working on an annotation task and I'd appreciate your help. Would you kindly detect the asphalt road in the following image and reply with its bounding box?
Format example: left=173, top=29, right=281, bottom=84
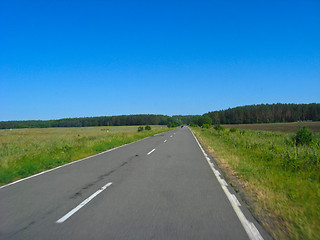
left=0, top=127, right=271, bottom=240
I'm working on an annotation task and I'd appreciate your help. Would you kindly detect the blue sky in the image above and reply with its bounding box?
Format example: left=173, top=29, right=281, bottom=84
left=1, top=0, right=319, bottom=121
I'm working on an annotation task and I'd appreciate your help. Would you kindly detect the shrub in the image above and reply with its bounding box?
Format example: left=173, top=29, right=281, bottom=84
left=230, top=128, right=237, bottom=133
left=145, top=125, right=151, bottom=131
left=190, top=123, right=198, bottom=127
left=293, top=126, right=313, bottom=146
left=138, top=126, right=144, bottom=132
left=167, top=122, right=176, bottom=128
left=214, top=124, right=224, bottom=132
left=203, top=124, right=211, bottom=129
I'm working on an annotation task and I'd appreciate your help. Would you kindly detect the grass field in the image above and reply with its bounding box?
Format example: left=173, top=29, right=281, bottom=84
left=0, top=125, right=169, bottom=186
left=222, top=121, right=320, bottom=133
left=191, top=126, right=320, bottom=240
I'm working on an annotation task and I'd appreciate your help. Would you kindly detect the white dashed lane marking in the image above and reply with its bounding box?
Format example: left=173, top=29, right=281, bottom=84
left=56, top=182, right=113, bottom=223
left=147, top=149, right=156, bottom=155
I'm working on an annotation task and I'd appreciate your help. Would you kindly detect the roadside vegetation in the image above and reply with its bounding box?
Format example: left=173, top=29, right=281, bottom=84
left=222, top=121, right=320, bottom=134
left=191, top=124, right=320, bottom=240
left=207, top=103, right=320, bottom=124
left=0, top=125, right=169, bottom=186
left=2, top=104, right=319, bottom=130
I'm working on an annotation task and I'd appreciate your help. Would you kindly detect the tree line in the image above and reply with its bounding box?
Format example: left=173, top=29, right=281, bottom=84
left=205, top=103, right=320, bottom=124
left=0, top=114, right=200, bottom=129
left=1, top=103, right=319, bottom=129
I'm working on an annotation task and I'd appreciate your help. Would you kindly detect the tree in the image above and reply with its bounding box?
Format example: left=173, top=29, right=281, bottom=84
left=198, top=115, right=212, bottom=127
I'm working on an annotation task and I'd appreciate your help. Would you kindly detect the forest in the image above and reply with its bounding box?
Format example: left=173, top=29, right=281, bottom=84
left=205, top=103, right=320, bottom=124
left=1, top=103, right=319, bottom=129
left=0, top=114, right=199, bottom=129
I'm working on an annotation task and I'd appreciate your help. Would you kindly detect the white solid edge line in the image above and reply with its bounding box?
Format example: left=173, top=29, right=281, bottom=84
left=189, top=128, right=264, bottom=240
left=147, top=148, right=156, bottom=155
left=0, top=134, right=155, bottom=190
left=153, top=133, right=163, bottom=136
left=56, top=182, right=112, bottom=223
left=231, top=193, right=242, bottom=207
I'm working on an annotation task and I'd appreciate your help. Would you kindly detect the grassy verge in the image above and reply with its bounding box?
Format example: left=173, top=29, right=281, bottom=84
left=191, top=126, right=320, bottom=240
left=222, top=121, right=320, bottom=133
left=0, top=125, right=169, bottom=186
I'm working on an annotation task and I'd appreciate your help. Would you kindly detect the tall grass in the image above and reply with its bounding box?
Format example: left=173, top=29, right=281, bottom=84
left=0, top=126, right=169, bottom=185
left=191, top=127, right=320, bottom=240
left=222, top=121, right=320, bottom=133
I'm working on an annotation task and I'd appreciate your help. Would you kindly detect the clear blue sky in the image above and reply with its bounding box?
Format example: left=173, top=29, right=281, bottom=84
left=1, top=0, right=319, bottom=121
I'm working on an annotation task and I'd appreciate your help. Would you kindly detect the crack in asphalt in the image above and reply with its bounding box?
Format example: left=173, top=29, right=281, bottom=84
left=70, top=154, right=139, bottom=200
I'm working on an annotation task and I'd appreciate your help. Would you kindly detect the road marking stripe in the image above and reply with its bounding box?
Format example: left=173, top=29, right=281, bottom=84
left=231, top=194, right=241, bottom=207
left=220, top=178, right=228, bottom=186
left=153, top=133, right=163, bottom=136
left=56, top=182, right=112, bottom=223
left=189, top=128, right=264, bottom=240
left=164, top=140, right=167, bottom=143
left=213, top=169, right=221, bottom=176
left=147, top=149, right=156, bottom=155
left=170, top=135, right=173, bottom=137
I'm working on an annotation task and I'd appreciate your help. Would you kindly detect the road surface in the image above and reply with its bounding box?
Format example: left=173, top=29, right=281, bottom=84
left=0, top=127, right=271, bottom=239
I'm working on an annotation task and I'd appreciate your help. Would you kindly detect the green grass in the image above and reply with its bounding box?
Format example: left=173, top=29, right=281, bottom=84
left=191, top=126, right=320, bottom=240
left=0, top=125, right=169, bottom=185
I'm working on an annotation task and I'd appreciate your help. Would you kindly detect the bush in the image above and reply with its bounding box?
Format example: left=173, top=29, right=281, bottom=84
left=240, top=130, right=246, bottom=135
left=145, top=125, right=151, bottom=131
left=230, top=128, right=237, bottom=133
left=214, top=124, right=224, bottom=132
left=167, top=122, right=176, bottom=128
left=293, top=126, right=313, bottom=146
left=190, top=123, right=198, bottom=127
left=138, top=126, right=144, bottom=132
left=203, top=124, right=211, bottom=129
